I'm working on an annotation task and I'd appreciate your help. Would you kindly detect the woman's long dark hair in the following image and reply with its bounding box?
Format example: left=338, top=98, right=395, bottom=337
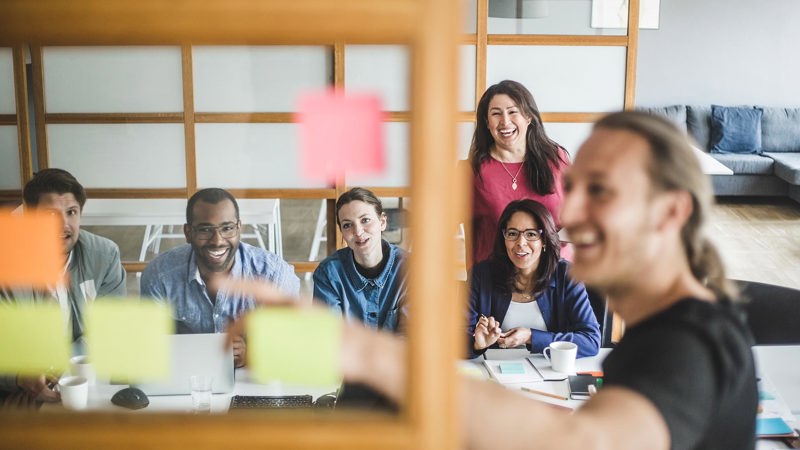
left=469, top=80, right=567, bottom=194
left=490, top=199, right=561, bottom=296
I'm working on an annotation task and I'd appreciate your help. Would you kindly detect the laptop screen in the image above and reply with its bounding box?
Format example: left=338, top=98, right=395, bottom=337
left=133, top=333, right=235, bottom=396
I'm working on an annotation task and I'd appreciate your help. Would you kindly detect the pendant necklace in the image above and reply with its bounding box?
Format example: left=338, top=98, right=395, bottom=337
left=499, top=160, right=524, bottom=191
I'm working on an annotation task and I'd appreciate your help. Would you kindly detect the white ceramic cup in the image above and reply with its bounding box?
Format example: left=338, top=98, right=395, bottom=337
left=542, top=341, right=578, bottom=373
left=58, top=375, right=89, bottom=410
left=69, top=355, right=96, bottom=386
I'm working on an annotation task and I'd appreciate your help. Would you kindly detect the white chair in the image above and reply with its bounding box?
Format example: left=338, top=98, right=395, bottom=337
left=305, top=199, right=328, bottom=281
left=81, top=198, right=283, bottom=261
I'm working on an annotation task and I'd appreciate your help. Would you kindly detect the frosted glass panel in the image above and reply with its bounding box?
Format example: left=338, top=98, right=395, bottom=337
left=464, top=0, right=477, bottom=33
left=487, top=46, right=626, bottom=112
left=193, top=46, right=331, bottom=112
left=195, top=123, right=327, bottom=189
left=458, top=122, right=476, bottom=160
left=44, top=47, right=183, bottom=113
left=543, top=122, right=595, bottom=159
left=460, top=46, right=477, bottom=112
left=488, top=0, right=626, bottom=36
left=345, top=46, right=409, bottom=111
left=0, top=126, right=20, bottom=189
left=0, top=49, right=14, bottom=114
left=346, top=122, right=408, bottom=187
left=48, top=124, right=186, bottom=188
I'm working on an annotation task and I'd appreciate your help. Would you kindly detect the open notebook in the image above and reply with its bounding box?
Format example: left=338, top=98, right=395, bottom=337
left=483, top=359, right=543, bottom=384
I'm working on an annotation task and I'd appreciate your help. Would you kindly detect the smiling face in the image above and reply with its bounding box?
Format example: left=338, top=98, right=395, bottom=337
left=35, top=192, right=81, bottom=255
left=337, top=200, right=387, bottom=268
left=561, top=128, right=664, bottom=291
left=487, top=93, right=532, bottom=154
left=184, top=199, right=240, bottom=275
left=503, top=211, right=543, bottom=275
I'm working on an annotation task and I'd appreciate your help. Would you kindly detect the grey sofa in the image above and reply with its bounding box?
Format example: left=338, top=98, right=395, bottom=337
left=639, top=105, right=800, bottom=203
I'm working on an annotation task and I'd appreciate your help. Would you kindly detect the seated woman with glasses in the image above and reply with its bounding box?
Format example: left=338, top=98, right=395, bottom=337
left=313, top=187, right=408, bottom=333
left=468, top=199, right=600, bottom=358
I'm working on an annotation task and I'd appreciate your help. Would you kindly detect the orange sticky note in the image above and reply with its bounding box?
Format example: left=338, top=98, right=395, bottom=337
left=0, top=209, right=63, bottom=288
left=295, top=89, right=385, bottom=183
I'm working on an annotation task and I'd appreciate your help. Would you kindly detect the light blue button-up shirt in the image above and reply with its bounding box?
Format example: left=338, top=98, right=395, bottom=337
left=312, top=240, right=408, bottom=332
left=140, top=242, right=299, bottom=333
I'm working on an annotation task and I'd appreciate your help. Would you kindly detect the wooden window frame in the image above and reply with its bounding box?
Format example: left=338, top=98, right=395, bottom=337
left=0, top=1, right=463, bottom=449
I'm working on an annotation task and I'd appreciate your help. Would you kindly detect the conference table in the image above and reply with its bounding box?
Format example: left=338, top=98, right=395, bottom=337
left=43, top=345, right=800, bottom=446
left=45, top=368, right=337, bottom=414
left=470, top=345, right=799, bottom=448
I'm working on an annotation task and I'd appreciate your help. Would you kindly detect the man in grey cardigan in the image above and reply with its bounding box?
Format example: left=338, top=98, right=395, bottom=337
left=0, top=169, right=126, bottom=406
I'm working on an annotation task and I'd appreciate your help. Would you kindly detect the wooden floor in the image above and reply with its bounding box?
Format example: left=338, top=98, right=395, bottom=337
left=709, top=197, right=800, bottom=290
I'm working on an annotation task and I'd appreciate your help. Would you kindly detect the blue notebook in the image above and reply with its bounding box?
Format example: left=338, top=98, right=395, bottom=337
left=756, top=417, right=793, bottom=437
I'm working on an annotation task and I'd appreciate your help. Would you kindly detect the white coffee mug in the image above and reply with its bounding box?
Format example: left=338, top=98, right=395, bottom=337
left=58, top=375, right=89, bottom=410
left=542, top=341, right=578, bottom=373
left=69, top=355, right=96, bottom=386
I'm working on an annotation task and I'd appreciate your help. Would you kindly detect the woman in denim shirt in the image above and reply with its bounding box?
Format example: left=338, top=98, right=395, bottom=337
left=468, top=199, right=600, bottom=358
left=313, top=188, right=408, bottom=333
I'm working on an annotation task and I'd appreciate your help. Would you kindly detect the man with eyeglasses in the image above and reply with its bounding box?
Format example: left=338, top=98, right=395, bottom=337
left=141, top=188, right=299, bottom=367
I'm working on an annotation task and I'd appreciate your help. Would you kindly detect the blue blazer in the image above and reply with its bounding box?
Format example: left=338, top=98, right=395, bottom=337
left=466, top=259, right=600, bottom=358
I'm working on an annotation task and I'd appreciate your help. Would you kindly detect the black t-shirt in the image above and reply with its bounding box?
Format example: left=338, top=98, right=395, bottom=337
left=603, top=298, right=757, bottom=450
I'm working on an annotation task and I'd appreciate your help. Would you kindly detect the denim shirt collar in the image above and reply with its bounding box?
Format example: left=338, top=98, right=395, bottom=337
left=343, top=240, right=397, bottom=292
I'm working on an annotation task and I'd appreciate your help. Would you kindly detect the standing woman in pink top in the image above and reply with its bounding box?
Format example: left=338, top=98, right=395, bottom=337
left=468, top=80, right=570, bottom=266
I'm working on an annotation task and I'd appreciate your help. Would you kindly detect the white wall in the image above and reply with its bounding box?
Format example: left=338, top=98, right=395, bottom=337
left=636, top=0, right=800, bottom=107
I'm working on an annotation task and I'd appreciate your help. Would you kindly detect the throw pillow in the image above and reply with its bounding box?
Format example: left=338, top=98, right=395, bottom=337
left=710, top=105, right=763, bottom=154
left=637, top=105, right=687, bottom=132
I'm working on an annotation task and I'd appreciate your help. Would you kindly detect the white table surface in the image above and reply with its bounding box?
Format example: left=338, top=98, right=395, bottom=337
left=477, top=346, right=800, bottom=446
left=81, top=199, right=279, bottom=226
left=692, top=145, right=735, bottom=175
left=45, top=368, right=337, bottom=414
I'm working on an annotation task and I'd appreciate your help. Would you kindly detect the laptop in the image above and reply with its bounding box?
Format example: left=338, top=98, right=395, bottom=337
left=133, top=333, right=235, bottom=396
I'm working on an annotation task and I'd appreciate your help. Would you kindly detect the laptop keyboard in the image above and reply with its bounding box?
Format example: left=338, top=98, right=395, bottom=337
left=229, top=395, right=313, bottom=409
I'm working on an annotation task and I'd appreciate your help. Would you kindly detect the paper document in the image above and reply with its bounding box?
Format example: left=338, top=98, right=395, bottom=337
left=483, top=359, right=543, bottom=384
left=526, top=355, right=569, bottom=381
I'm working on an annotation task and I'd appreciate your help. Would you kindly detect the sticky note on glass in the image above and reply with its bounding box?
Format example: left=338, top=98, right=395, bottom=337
left=0, top=304, right=70, bottom=376
left=85, top=299, right=173, bottom=382
left=0, top=209, right=63, bottom=288
left=499, top=362, right=525, bottom=374
left=247, top=308, right=342, bottom=386
left=295, top=89, right=385, bottom=183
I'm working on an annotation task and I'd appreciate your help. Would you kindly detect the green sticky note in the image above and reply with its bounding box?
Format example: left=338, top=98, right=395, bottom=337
left=247, top=308, right=342, bottom=386
left=85, top=299, right=173, bottom=383
left=0, top=303, right=70, bottom=376
left=499, top=362, right=525, bottom=374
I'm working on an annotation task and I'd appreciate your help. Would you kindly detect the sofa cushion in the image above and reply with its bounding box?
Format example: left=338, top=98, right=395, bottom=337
left=687, top=105, right=712, bottom=150
left=637, top=105, right=687, bottom=132
left=764, top=152, right=800, bottom=184
left=709, top=154, right=774, bottom=175
left=761, top=107, right=800, bottom=152
left=710, top=105, right=763, bottom=154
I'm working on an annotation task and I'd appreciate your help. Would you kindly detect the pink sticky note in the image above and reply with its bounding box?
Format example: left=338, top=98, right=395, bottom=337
left=296, top=89, right=385, bottom=183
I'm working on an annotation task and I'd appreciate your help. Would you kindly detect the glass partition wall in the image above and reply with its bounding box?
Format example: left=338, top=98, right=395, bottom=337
left=0, top=0, right=641, bottom=447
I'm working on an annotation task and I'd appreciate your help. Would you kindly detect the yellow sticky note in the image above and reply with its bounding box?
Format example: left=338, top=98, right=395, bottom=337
left=247, top=308, right=342, bottom=386
left=0, top=304, right=70, bottom=376
left=0, top=210, right=63, bottom=288
left=85, top=299, right=173, bottom=382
